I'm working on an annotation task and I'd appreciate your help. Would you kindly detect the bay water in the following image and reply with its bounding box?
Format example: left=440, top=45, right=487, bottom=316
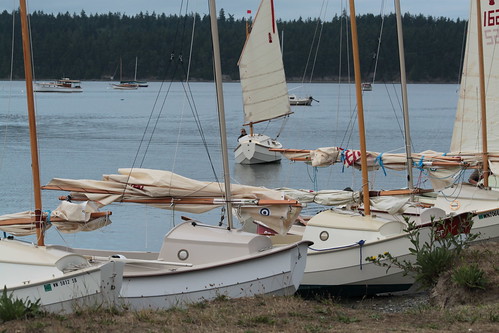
left=0, top=80, right=458, bottom=251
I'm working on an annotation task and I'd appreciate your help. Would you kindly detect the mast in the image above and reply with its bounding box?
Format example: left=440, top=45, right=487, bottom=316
left=208, top=0, right=234, bottom=229
left=476, top=0, right=489, bottom=187
left=134, top=56, right=138, bottom=81
left=19, top=0, right=44, bottom=246
left=394, top=0, right=413, bottom=190
left=348, top=0, right=370, bottom=215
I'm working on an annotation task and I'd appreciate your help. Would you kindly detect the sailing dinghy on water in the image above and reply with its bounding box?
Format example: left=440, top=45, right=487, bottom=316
left=235, top=0, right=291, bottom=164
left=40, top=0, right=311, bottom=310
left=0, top=0, right=123, bottom=313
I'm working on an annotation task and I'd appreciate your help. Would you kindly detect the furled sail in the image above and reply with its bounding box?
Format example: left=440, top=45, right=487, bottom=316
left=238, top=0, right=291, bottom=124
left=43, top=168, right=302, bottom=235
left=450, top=0, right=499, bottom=154
left=0, top=201, right=111, bottom=236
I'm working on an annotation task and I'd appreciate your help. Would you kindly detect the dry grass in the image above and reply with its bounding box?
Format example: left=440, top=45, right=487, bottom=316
left=1, top=242, right=498, bottom=333
left=0, top=294, right=497, bottom=333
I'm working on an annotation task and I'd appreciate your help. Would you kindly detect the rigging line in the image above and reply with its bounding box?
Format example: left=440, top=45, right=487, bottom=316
left=335, top=0, right=345, bottom=143
left=172, top=0, right=194, bottom=172
left=383, top=81, right=406, bottom=147
left=371, top=0, right=386, bottom=84
left=178, top=65, right=221, bottom=186
left=308, top=6, right=327, bottom=85
left=125, top=1, right=186, bottom=191
left=301, top=0, right=327, bottom=86
left=172, top=9, right=198, bottom=174
left=139, top=65, right=181, bottom=168
left=140, top=1, right=194, bottom=167
left=275, top=115, right=289, bottom=139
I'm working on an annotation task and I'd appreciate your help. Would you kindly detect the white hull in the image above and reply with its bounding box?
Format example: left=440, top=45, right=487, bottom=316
left=269, top=209, right=441, bottom=295
left=34, top=85, right=82, bottom=93
left=234, top=134, right=282, bottom=164
left=112, top=84, right=139, bottom=90
left=53, top=222, right=310, bottom=310
left=0, top=239, right=123, bottom=313
left=289, top=95, right=313, bottom=106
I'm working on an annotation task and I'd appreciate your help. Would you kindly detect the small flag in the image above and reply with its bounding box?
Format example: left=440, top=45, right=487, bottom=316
left=247, top=10, right=252, bottom=14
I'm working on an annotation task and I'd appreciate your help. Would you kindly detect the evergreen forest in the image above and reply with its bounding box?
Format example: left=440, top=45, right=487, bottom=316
left=0, top=9, right=467, bottom=83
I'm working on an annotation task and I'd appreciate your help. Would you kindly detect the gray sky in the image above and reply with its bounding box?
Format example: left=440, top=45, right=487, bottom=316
left=1, top=1, right=470, bottom=21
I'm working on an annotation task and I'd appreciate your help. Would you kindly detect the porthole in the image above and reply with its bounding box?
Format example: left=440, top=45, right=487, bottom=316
left=177, top=249, right=189, bottom=261
left=319, top=231, right=329, bottom=241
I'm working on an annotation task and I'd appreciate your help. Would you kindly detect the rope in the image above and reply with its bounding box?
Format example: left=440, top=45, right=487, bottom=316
left=375, top=152, right=387, bottom=176
left=44, top=210, right=52, bottom=226
left=309, top=239, right=366, bottom=270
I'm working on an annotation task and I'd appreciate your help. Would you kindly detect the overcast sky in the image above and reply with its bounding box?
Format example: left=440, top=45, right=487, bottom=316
left=1, top=1, right=471, bottom=21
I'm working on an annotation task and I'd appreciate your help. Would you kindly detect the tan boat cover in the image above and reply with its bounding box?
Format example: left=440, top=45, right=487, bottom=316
left=45, top=168, right=301, bottom=235
left=0, top=201, right=110, bottom=236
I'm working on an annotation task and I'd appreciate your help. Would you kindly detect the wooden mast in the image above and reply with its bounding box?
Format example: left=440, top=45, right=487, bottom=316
left=348, top=0, right=370, bottom=215
left=476, top=0, right=489, bottom=187
left=19, top=0, right=44, bottom=246
left=208, top=0, right=234, bottom=229
left=394, top=0, right=413, bottom=190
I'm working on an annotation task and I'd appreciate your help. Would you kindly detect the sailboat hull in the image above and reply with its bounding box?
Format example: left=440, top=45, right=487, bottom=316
left=234, top=134, right=282, bottom=164
left=52, top=222, right=310, bottom=310
left=289, top=95, right=313, bottom=106
left=266, top=209, right=442, bottom=296
left=0, top=239, right=123, bottom=313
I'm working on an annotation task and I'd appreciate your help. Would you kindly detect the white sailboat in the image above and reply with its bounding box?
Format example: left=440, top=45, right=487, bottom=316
left=40, top=0, right=311, bottom=311
left=0, top=0, right=124, bottom=313
left=251, top=0, right=475, bottom=296
left=235, top=0, right=291, bottom=164
left=294, top=0, right=499, bottom=243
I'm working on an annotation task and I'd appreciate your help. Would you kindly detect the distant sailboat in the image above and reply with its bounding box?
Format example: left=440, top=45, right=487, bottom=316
left=112, top=57, right=138, bottom=90
left=235, top=0, right=291, bottom=164
left=120, top=56, right=148, bottom=87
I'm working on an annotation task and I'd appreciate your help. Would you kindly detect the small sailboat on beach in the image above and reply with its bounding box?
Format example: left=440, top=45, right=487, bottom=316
left=0, top=0, right=123, bottom=313
left=39, top=0, right=311, bottom=310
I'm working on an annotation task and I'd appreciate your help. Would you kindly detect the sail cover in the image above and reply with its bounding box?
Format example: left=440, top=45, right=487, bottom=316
left=44, top=168, right=302, bottom=235
left=450, top=0, right=499, bottom=153
left=238, top=0, right=291, bottom=124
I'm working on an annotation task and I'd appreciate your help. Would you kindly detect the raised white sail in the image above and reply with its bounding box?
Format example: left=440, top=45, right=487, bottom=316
left=238, top=0, right=291, bottom=125
left=450, top=0, right=499, bottom=154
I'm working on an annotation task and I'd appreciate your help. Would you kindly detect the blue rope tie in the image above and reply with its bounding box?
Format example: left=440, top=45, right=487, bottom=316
left=340, top=149, right=346, bottom=173
left=416, top=155, right=425, bottom=170
left=44, top=210, right=52, bottom=226
left=375, top=153, right=387, bottom=176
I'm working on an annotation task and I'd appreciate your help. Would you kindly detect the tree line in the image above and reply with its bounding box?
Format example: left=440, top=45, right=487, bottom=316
left=0, top=9, right=467, bottom=83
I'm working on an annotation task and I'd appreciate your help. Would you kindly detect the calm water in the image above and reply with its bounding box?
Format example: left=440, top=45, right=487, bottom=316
left=0, top=80, right=458, bottom=250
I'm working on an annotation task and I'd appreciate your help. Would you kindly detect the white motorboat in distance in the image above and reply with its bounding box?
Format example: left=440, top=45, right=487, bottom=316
left=34, top=78, right=82, bottom=93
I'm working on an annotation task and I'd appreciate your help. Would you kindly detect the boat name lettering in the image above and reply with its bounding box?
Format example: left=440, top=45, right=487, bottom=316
left=484, top=9, right=499, bottom=27
left=478, top=209, right=499, bottom=219
left=52, top=278, right=78, bottom=288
